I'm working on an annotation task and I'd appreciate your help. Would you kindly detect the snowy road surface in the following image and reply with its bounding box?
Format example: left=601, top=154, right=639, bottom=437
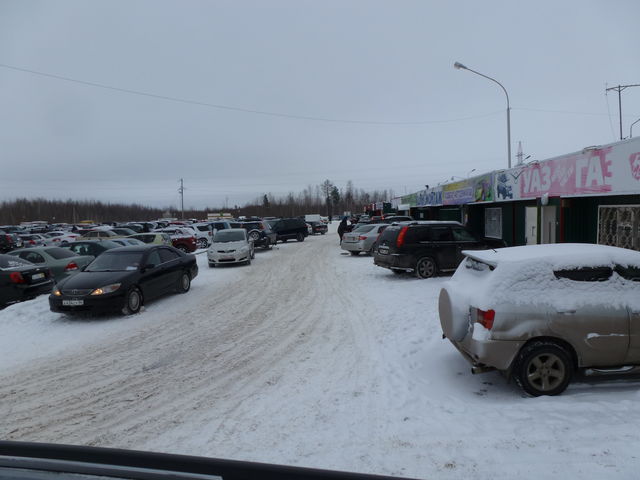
left=2, top=226, right=640, bottom=479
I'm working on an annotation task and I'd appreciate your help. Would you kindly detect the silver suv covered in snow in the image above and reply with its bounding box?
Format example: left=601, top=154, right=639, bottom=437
left=439, top=243, right=640, bottom=396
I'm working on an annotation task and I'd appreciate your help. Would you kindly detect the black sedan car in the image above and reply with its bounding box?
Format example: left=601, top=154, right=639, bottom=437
left=49, top=245, right=198, bottom=315
left=1, top=254, right=54, bottom=308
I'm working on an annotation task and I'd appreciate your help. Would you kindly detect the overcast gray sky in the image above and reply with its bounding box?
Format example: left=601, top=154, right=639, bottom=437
left=1, top=0, right=639, bottom=209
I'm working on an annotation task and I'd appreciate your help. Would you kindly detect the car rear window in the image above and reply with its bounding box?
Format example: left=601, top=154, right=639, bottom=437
left=353, top=225, right=375, bottom=233
left=44, top=247, right=77, bottom=259
left=553, top=267, right=613, bottom=282
left=378, top=226, right=400, bottom=243
left=0, top=255, right=33, bottom=269
left=614, top=265, right=640, bottom=281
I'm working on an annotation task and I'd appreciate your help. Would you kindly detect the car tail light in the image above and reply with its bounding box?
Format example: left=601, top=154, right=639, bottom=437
left=29, top=240, right=36, bottom=245
left=9, top=272, right=25, bottom=283
left=52, top=238, right=60, bottom=242
left=358, top=235, right=367, bottom=241
left=65, top=262, right=79, bottom=271
left=396, top=226, right=409, bottom=247
left=476, top=308, right=495, bottom=330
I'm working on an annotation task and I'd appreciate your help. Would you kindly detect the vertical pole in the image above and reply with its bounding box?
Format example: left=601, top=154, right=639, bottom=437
left=618, top=87, right=623, bottom=140
left=507, top=106, right=512, bottom=168
left=180, top=178, right=184, bottom=219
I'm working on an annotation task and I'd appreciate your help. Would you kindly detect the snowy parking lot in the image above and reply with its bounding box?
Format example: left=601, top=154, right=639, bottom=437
left=2, top=225, right=640, bottom=479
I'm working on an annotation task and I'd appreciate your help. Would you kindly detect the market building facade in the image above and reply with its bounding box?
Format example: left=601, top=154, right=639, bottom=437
left=392, top=136, right=640, bottom=250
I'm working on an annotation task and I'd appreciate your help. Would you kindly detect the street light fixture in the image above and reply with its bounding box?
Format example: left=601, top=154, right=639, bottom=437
left=454, top=61, right=512, bottom=168
left=631, top=117, right=640, bottom=138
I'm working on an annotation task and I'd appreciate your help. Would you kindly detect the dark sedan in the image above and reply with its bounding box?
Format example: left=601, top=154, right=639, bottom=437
left=1, top=254, right=54, bottom=308
left=49, top=245, right=198, bottom=315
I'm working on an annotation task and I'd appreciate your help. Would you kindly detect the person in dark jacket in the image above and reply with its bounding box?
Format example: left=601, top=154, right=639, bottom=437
left=337, top=217, right=348, bottom=243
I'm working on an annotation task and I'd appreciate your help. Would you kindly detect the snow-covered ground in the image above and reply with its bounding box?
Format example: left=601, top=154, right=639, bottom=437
left=2, top=225, right=640, bottom=479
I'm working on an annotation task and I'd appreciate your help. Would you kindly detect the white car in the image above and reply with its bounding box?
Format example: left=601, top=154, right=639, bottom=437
left=191, top=223, right=215, bottom=249
left=44, top=231, right=80, bottom=246
left=207, top=228, right=254, bottom=267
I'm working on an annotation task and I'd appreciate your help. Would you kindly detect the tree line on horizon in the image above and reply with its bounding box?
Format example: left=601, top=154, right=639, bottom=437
left=0, top=181, right=392, bottom=224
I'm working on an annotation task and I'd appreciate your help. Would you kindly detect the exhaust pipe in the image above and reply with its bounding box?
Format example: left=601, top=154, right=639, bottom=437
left=471, top=365, right=495, bottom=375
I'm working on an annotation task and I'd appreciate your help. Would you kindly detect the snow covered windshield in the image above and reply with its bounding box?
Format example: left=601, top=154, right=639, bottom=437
left=85, top=252, right=144, bottom=272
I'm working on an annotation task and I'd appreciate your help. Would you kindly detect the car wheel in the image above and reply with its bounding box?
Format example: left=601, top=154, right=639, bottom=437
left=121, top=287, right=142, bottom=315
left=296, top=233, right=304, bottom=242
left=415, top=257, right=437, bottom=279
left=514, top=341, right=573, bottom=396
left=249, top=230, right=261, bottom=242
left=177, top=271, right=191, bottom=293
left=350, top=251, right=360, bottom=256
left=197, top=238, right=208, bottom=249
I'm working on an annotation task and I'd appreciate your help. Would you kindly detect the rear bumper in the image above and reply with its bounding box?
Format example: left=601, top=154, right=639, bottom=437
left=341, top=241, right=367, bottom=252
left=373, top=253, right=414, bottom=271
left=449, top=335, right=524, bottom=373
left=4, top=280, right=54, bottom=305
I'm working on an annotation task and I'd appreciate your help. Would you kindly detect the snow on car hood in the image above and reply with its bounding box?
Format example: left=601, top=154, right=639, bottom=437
left=446, top=244, right=640, bottom=312
left=209, top=240, right=248, bottom=250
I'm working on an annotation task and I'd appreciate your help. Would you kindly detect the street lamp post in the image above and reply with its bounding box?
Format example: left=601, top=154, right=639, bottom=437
left=454, top=62, right=511, bottom=169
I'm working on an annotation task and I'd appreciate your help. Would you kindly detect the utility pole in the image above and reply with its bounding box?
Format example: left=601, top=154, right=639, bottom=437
left=606, top=84, right=640, bottom=140
left=178, top=178, right=185, bottom=219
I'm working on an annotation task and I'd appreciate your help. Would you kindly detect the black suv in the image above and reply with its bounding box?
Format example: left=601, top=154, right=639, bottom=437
left=373, top=221, right=506, bottom=278
left=265, top=218, right=309, bottom=243
left=232, top=221, right=277, bottom=249
left=308, top=221, right=328, bottom=235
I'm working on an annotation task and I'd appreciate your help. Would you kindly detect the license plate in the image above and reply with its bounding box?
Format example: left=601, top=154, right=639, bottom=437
left=31, top=273, right=45, bottom=280
left=378, top=246, right=389, bottom=254
left=221, top=256, right=234, bottom=261
left=62, top=299, right=84, bottom=306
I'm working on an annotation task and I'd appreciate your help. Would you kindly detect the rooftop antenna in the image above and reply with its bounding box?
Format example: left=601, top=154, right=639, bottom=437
left=516, top=141, right=524, bottom=166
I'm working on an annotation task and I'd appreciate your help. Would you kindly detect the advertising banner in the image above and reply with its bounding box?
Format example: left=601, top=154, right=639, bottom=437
left=400, top=192, right=417, bottom=208
left=442, top=174, right=494, bottom=205
left=495, top=137, right=640, bottom=201
left=416, top=187, right=443, bottom=207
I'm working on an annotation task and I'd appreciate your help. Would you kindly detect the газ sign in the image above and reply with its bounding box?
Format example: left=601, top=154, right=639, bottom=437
left=496, top=137, right=640, bottom=201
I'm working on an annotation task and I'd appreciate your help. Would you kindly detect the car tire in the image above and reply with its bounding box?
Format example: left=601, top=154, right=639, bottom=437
left=197, top=238, right=208, bottom=249
left=415, top=257, right=437, bottom=279
left=296, top=233, right=304, bottom=242
left=121, top=287, right=142, bottom=315
left=514, top=341, right=573, bottom=396
left=177, top=271, right=191, bottom=293
left=249, top=230, right=261, bottom=242
left=350, top=251, right=360, bottom=256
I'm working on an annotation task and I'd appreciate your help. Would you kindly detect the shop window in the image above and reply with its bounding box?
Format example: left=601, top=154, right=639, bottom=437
left=598, top=206, right=640, bottom=251
left=485, top=208, right=502, bottom=239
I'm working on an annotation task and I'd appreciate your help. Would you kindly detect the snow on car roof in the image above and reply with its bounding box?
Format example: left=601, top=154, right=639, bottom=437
left=462, top=243, right=640, bottom=268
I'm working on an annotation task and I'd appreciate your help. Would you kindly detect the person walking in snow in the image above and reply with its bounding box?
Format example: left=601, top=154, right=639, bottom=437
left=337, top=216, right=348, bottom=243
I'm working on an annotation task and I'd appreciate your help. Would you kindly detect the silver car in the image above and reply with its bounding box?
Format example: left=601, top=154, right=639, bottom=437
left=439, top=243, right=640, bottom=396
left=341, top=224, right=389, bottom=256
left=207, top=228, right=255, bottom=267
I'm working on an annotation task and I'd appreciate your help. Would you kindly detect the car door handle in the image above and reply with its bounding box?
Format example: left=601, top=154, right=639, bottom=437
left=557, top=310, right=576, bottom=314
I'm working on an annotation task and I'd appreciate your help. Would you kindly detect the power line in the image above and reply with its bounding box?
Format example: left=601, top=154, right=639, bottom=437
left=0, top=62, right=502, bottom=125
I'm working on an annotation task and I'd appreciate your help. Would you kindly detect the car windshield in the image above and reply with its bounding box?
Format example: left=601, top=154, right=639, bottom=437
left=85, top=252, right=144, bottom=272
left=214, top=231, right=245, bottom=242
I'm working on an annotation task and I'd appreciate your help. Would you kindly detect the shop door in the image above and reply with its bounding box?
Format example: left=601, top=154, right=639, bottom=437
left=525, top=206, right=538, bottom=245
left=540, top=206, right=556, bottom=244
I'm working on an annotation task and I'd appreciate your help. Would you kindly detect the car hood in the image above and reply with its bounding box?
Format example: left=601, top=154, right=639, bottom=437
left=210, top=240, right=248, bottom=249
left=57, top=270, right=134, bottom=290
